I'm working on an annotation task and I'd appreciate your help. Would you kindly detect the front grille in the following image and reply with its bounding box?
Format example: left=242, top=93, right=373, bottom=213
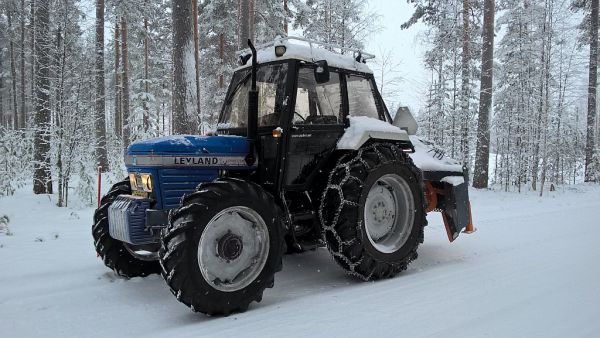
left=158, top=169, right=218, bottom=209
left=108, top=195, right=155, bottom=245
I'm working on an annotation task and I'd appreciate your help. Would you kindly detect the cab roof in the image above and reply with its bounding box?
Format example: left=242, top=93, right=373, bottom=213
left=236, top=36, right=374, bottom=74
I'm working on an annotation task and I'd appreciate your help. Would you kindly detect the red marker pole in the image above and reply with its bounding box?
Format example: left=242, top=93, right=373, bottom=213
left=97, top=166, right=102, bottom=207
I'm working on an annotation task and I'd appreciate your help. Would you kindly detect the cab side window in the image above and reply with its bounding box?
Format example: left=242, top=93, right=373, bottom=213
left=346, top=75, right=383, bottom=120
left=293, top=67, right=342, bottom=125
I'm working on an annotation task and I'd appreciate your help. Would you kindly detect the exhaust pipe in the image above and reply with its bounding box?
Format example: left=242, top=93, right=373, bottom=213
left=245, top=39, right=258, bottom=166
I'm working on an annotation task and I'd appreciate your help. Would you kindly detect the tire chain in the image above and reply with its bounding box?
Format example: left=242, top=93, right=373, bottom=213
left=318, top=143, right=426, bottom=281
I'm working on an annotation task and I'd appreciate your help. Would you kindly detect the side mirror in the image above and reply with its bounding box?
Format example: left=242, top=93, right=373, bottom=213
left=314, top=60, right=330, bottom=84
left=393, top=106, right=418, bottom=135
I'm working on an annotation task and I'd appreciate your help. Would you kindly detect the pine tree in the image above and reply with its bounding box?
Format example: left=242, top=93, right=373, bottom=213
left=120, top=16, right=130, bottom=147
left=19, top=0, right=26, bottom=129
left=473, top=0, right=495, bottom=189
left=404, top=0, right=482, bottom=164
left=238, top=0, right=255, bottom=49
left=585, top=0, right=599, bottom=181
left=32, top=0, right=52, bottom=194
left=95, top=0, right=109, bottom=171
left=172, top=0, right=197, bottom=134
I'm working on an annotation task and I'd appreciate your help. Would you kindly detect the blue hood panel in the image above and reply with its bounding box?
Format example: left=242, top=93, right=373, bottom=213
left=128, top=135, right=249, bottom=156
left=126, top=135, right=252, bottom=210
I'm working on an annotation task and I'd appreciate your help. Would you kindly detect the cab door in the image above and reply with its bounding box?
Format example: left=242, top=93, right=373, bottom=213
left=283, top=66, right=345, bottom=188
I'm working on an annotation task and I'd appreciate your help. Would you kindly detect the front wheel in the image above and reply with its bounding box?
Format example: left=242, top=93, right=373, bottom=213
left=320, top=143, right=426, bottom=280
left=159, top=178, right=284, bottom=315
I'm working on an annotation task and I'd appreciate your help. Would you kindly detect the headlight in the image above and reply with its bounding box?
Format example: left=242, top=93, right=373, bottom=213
left=140, top=174, right=153, bottom=192
left=275, top=45, right=286, bottom=57
left=129, top=173, right=138, bottom=188
left=129, top=173, right=153, bottom=192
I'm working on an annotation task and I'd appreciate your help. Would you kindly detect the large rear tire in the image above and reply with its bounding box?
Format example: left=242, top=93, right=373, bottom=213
left=92, top=180, right=161, bottom=277
left=159, top=178, right=284, bottom=315
left=319, top=143, right=426, bottom=280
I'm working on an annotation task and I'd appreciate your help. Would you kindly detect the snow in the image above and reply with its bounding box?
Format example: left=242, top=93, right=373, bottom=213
left=165, top=135, right=195, bottom=146
left=238, top=38, right=374, bottom=74
left=441, top=176, right=465, bottom=186
left=409, top=136, right=465, bottom=173
left=1, top=184, right=600, bottom=337
left=337, top=116, right=409, bottom=150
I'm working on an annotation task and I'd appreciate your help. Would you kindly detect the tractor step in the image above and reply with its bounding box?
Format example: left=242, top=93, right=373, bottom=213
left=291, top=211, right=316, bottom=222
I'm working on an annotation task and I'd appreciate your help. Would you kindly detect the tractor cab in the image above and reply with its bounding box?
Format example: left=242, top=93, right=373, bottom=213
left=217, top=37, right=407, bottom=192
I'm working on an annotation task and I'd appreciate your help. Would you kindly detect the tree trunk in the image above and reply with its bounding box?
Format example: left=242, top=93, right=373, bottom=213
left=8, top=12, right=19, bottom=129
left=284, top=0, right=289, bottom=35
left=143, top=0, right=150, bottom=133
left=219, top=33, right=225, bottom=89
left=239, top=0, right=253, bottom=50
left=192, top=0, right=202, bottom=134
left=55, top=26, right=64, bottom=207
left=540, top=0, right=554, bottom=195
left=0, top=55, right=4, bottom=120
left=460, top=0, right=470, bottom=167
left=95, top=0, right=109, bottom=171
left=172, top=0, right=197, bottom=134
left=30, top=0, right=35, bottom=110
left=121, top=17, right=131, bottom=147
left=532, top=5, right=549, bottom=191
left=473, top=0, right=495, bottom=189
left=585, top=0, right=599, bottom=182
left=20, top=0, right=26, bottom=128
left=33, top=0, right=52, bottom=194
left=114, top=22, right=121, bottom=138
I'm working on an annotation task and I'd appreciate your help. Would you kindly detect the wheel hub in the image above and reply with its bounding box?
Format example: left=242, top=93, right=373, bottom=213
left=197, top=206, right=270, bottom=292
left=364, top=174, right=415, bottom=254
left=367, top=184, right=396, bottom=240
left=217, top=231, right=244, bottom=262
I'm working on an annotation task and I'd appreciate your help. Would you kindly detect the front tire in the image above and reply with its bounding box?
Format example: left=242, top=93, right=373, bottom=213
left=159, top=178, right=284, bottom=315
left=92, top=180, right=161, bottom=277
left=319, top=143, right=426, bottom=280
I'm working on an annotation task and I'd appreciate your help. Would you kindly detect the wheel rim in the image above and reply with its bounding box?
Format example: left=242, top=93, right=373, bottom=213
left=197, top=206, right=270, bottom=292
left=364, top=174, right=415, bottom=254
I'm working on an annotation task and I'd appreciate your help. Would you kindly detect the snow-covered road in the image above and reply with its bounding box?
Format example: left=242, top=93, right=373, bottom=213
left=1, top=185, right=599, bottom=337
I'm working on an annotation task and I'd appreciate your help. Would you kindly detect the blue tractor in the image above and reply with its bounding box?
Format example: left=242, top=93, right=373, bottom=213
left=93, top=38, right=474, bottom=315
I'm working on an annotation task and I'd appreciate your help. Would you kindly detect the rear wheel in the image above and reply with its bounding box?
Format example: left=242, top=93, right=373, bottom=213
left=92, top=180, right=161, bottom=277
left=159, top=178, right=284, bottom=315
left=319, top=143, right=426, bottom=280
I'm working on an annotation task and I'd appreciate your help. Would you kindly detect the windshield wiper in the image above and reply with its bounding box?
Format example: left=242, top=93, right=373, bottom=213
left=225, top=72, right=252, bottom=105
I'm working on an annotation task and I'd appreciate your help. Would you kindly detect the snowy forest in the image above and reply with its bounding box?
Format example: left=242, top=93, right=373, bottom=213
left=0, top=0, right=599, bottom=206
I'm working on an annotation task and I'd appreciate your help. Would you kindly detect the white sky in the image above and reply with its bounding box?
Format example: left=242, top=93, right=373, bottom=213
left=366, top=0, right=429, bottom=113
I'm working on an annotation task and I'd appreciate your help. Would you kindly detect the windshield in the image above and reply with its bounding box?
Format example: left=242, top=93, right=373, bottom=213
left=219, top=63, right=289, bottom=129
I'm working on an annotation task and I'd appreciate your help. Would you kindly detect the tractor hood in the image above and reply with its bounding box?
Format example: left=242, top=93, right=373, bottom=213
left=125, top=135, right=253, bottom=168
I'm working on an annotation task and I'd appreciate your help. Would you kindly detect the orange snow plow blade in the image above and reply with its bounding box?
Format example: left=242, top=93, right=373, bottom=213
left=462, top=202, right=477, bottom=234
left=424, top=181, right=475, bottom=242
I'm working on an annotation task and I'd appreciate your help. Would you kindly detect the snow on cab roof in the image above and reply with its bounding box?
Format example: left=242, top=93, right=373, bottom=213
left=237, top=36, right=374, bottom=74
